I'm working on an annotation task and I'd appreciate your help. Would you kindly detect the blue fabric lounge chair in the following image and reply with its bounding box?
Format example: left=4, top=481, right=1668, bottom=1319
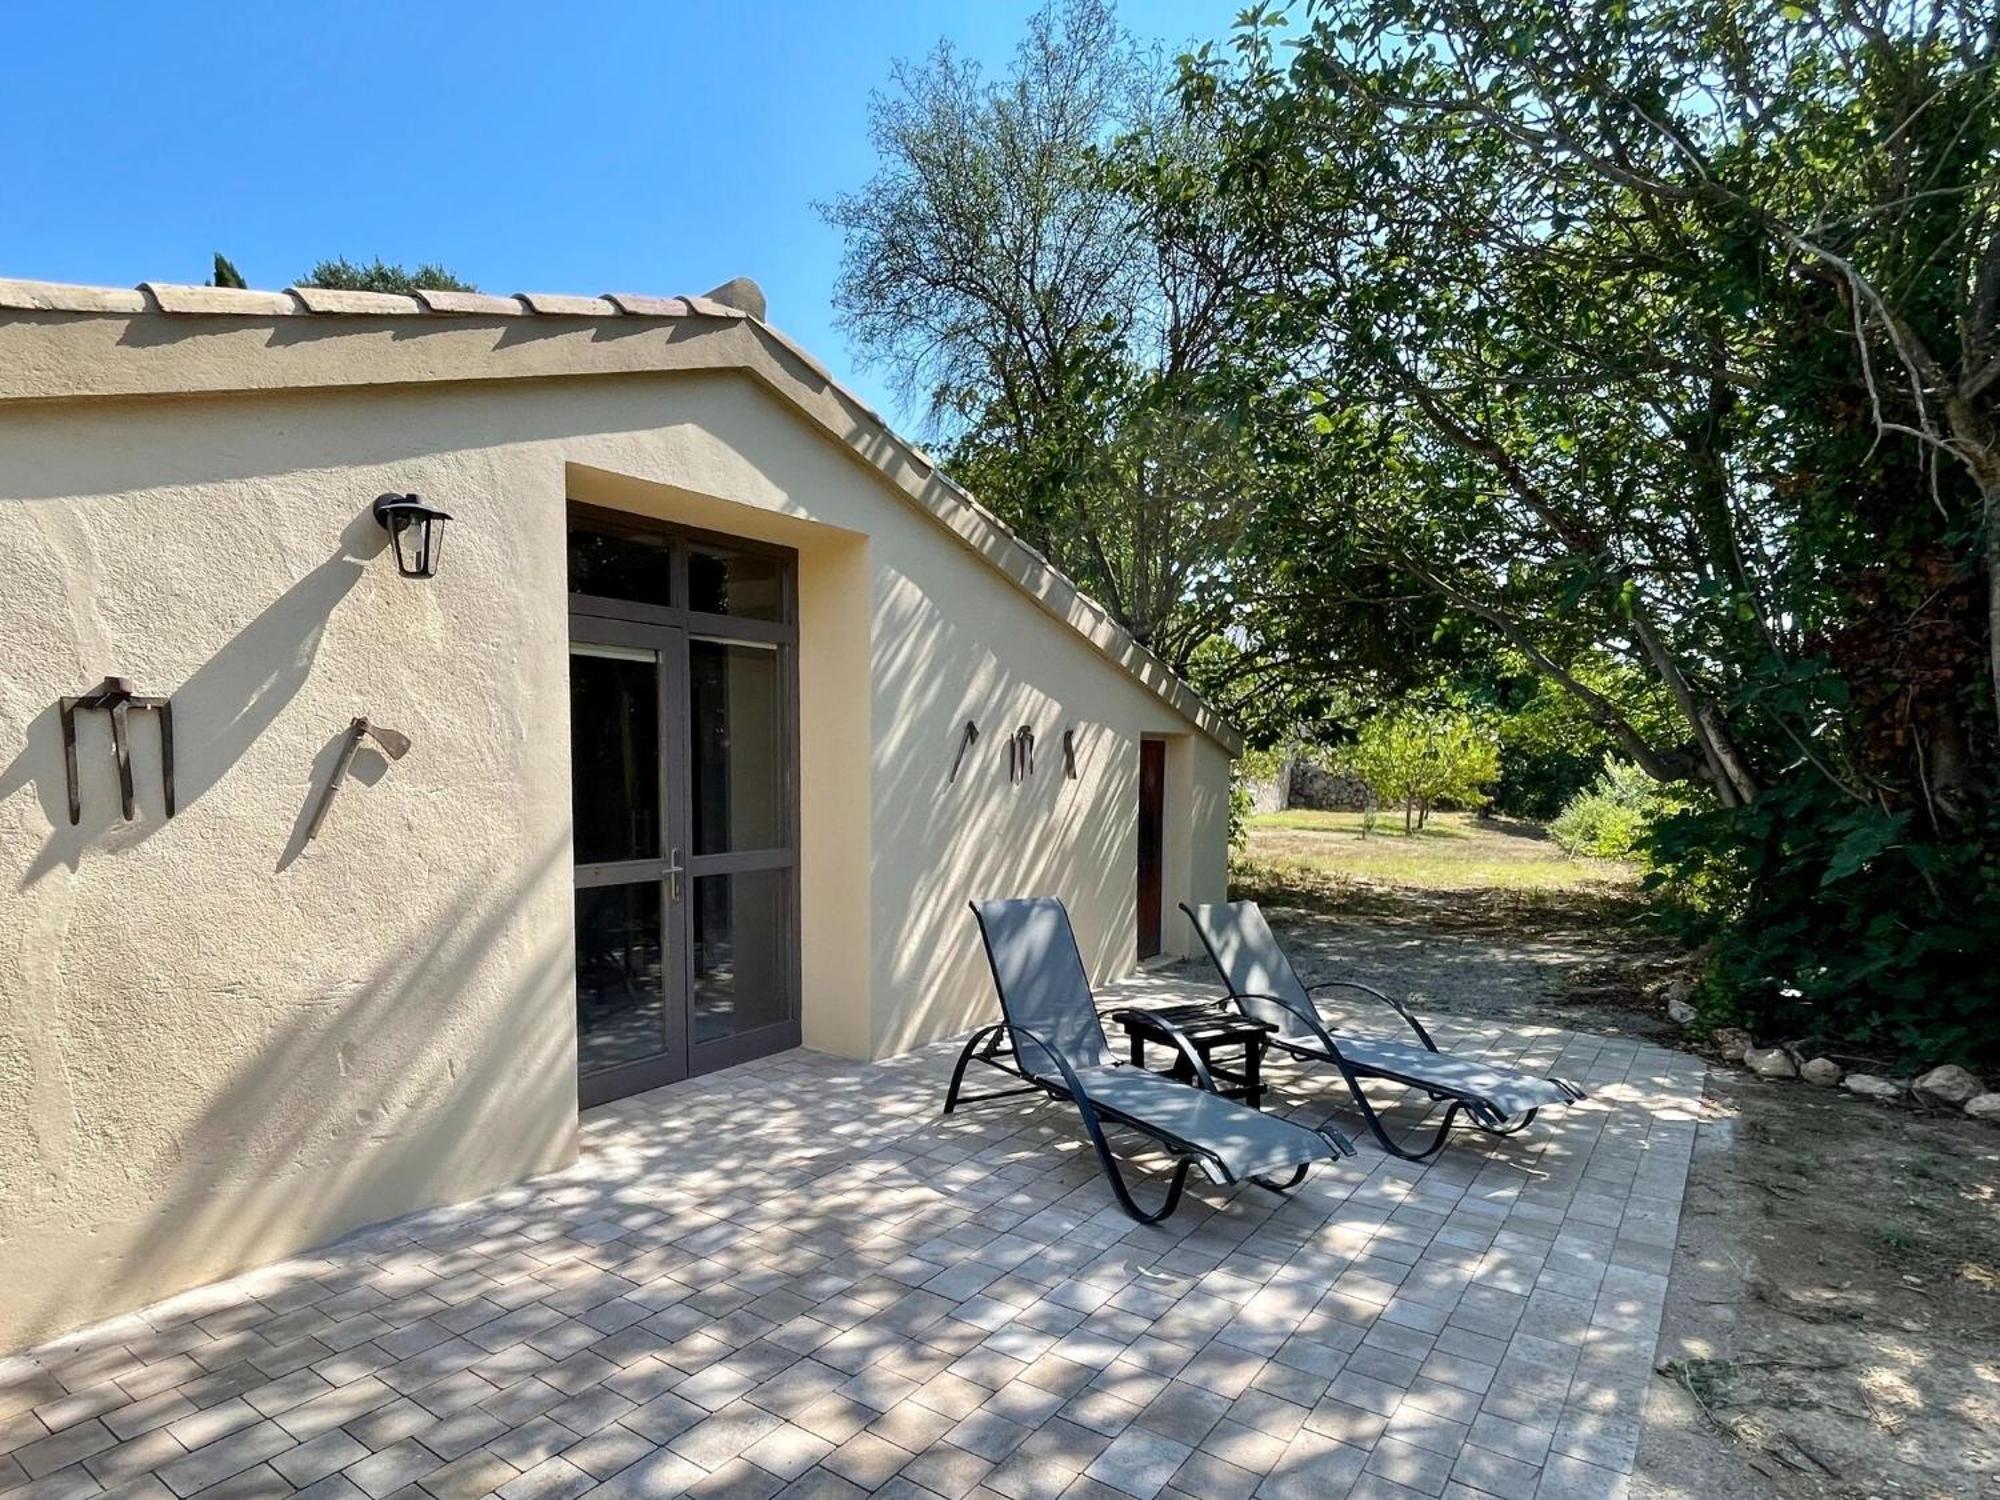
left=1181, top=900, right=1586, bottom=1162
left=944, top=897, right=1355, bottom=1223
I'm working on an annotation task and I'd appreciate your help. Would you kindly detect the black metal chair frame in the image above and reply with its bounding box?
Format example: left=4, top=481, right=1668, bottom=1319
left=1180, top=905, right=1586, bottom=1163
left=943, top=972, right=1351, bottom=1223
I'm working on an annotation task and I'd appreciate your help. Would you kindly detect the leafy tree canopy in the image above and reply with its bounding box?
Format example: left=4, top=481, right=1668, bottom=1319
left=298, top=257, right=477, bottom=294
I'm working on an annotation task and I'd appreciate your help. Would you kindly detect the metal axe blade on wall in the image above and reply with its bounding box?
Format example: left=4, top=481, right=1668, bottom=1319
left=304, top=717, right=414, bottom=841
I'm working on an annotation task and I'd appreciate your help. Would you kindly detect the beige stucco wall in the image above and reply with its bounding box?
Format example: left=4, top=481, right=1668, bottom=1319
left=0, top=369, right=1231, bottom=1352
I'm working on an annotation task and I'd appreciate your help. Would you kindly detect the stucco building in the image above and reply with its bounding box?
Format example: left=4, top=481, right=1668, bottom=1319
left=0, top=276, right=1238, bottom=1351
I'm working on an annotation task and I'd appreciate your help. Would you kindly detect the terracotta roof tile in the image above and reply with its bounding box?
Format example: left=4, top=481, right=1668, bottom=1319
left=0, top=279, right=148, bottom=314
left=515, top=292, right=618, bottom=317
left=679, top=295, right=748, bottom=320
left=290, top=286, right=424, bottom=315
left=602, top=293, right=692, bottom=317
left=141, top=283, right=302, bottom=315
left=412, top=289, right=528, bottom=316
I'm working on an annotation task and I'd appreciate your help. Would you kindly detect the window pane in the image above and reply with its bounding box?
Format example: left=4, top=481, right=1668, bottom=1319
left=569, top=524, right=673, bottom=606
left=691, top=869, right=789, bottom=1044
left=570, top=646, right=660, bottom=862
left=687, top=546, right=784, bottom=619
left=575, top=883, right=667, bottom=1071
left=690, top=640, right=785, bottom=853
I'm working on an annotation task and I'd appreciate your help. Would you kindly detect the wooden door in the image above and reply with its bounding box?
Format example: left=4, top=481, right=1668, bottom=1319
left=1137, top=740, right=1166, bottom=960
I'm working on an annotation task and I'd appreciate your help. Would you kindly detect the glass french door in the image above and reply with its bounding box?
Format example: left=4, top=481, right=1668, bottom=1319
left=571, top=623, right=689, bottom=1105
left=568, top=507, right=801, bottom=1108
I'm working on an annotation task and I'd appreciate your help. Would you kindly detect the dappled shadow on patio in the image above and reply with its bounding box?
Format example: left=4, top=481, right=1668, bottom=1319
left=0, top=988, right=1702, bottom=1499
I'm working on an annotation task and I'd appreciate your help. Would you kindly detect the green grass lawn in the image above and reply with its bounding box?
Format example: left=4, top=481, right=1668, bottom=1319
left=1240, top=808, right=1635, bottom=895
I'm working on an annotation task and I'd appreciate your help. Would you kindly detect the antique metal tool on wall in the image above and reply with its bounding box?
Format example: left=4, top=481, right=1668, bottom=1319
left=60, top=676, right=175, bottom=824
left=1009, top=725, right=1036, bottom=782
left=304, top=717, right=413, bottom=841
left=949, top=720, right=980, bottom=783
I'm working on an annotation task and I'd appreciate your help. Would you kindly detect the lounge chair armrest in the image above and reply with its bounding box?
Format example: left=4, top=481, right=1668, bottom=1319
left=1302, top=979, right=1438, bottom=1051
left=1001, top=1020, right=1091, bottom=1098
left=1224, top=989, right=1341, bottom=1054
left=1101, top=1009, right=1222, bottom=1095
left=1009, top=1019, right=1234, bottom=1184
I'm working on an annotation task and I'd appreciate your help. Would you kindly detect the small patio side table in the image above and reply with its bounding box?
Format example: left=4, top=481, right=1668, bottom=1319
left=1110, top=1003, right=1278, bottom=1109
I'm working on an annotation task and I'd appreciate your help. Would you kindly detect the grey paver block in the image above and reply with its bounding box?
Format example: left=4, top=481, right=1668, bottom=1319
left=738, top=1423, right=833, bottom=1481
left=81, top=1425, right=187, bottom=1486
left=1252, top=1428, right=1367, bottom=1500
left=495, top=1455, right=594, bottom=1500
left=894, top=1441, right=990, bottom=1497
left=1165, top=1448, right=1259, bottom=1500
left=822, top=1432, right=911, bottom=1489
left=1083, top=1428, right=1194, bottom=1500
left=158, top=1418, right=296, bottom=1497
left=272, top=1430, right=372, bottom=1488
left=1451, top=1441, right=1542, bottom=1497
left=668, top=1402, right=782, bottom=1472
left=1365, top=1435, right=1456, bottom=1496
left=586, top=1444, right=706, bottom=1499
left=1534, top=1453, right=1630, bottom=1499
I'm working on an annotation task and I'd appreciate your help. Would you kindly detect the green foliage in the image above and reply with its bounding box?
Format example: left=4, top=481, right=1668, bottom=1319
left=1647, top=788, right=2000, bottom=1066
left=299, top=257, right=477, bottom=294
left=1179, top=0, right=2000, bottom=1065
left=1549, top=760, right=1665, bottom=861
left=1228, top=777, right=1255, bottom=852
left=1488, top=656, right=1677, bottom=820
left=1345, top=706, right=1499, bottom=833
left=208, top=253, right=246, bottom=289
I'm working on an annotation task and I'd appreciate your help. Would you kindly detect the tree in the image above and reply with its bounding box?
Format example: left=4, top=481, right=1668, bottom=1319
left=822, top=0, right=1288, bottom=669
left=1346, top=706, right=1499, bottom=834
left=1182, top=0, right=2000, bottom=1059
left=208, top=253, right=246, bottom=289
left=299, top=257, right=477, bottom=294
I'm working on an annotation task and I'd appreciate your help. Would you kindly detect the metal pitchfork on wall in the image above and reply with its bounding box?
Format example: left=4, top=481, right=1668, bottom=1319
left=60, top=676, right=175, bottom=823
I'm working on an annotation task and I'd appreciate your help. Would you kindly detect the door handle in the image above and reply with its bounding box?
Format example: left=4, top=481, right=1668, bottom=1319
left=665, top=847, right=683, bottom=903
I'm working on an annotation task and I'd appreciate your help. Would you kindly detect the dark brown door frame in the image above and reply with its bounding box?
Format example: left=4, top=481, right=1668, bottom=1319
left=1137, top=738, right=1167, bottom=961
left=571, top=618, right=690, bottom=1107
left=568, top=504, right=802, bottom=1107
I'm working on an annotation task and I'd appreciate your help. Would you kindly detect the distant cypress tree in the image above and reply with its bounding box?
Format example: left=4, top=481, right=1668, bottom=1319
left=298, top=257, right=477, bottom=293
left=209, top=253, right=247, bottom=289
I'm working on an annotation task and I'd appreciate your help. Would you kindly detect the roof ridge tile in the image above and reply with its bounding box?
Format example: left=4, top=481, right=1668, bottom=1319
left=516, top=292, right=618, bottom=317
left=413, top=289, right=527, bottom=316
left=141, top=283, right=302, bottom=316
left=0, top=279, right=149, bottom=314
left=290, top=286, right=424, bottom=315
left=603, top=293, right=692, bottom=317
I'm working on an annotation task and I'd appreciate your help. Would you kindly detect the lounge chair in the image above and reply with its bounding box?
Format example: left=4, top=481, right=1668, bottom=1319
left=944, top=898, right=1355, bottom=1223
left=1181, top=900, right=1586, bottom=1162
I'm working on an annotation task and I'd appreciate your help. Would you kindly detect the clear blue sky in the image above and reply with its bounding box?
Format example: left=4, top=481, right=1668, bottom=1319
left=0, top=0, right=1239, bottom=429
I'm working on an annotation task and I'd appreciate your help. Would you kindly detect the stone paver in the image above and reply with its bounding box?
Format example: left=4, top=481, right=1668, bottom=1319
left=0, top=975, right=1702, bottom=1498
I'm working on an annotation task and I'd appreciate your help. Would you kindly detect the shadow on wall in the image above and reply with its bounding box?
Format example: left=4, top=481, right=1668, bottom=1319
left=8, top=831, right=576, bottom=1353
left=866, top=576, right=1144, bottom=1056
left=0, top=506, right=388, bottom=889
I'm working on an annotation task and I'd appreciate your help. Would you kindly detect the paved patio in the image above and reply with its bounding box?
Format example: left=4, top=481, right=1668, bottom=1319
left=0, top=974, right=1703, bottom=1500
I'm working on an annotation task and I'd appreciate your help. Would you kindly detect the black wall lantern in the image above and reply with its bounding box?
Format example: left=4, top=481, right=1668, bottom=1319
left=373, top=493, right=452, bottom=578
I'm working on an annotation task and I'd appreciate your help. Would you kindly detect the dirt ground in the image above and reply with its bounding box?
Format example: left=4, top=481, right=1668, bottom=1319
left=1231, top=820, right=2000, bottom=1500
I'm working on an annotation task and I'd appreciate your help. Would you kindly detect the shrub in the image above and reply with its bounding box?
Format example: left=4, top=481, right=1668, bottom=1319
left=1549, top=759, right=1664, bottom=860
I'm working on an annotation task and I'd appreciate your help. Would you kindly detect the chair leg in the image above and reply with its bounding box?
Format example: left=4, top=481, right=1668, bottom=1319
left=1067, top=1094, right=1200, bottom=1224
left=1095, top=1151, right=1194, bottom=1224
left=1472, top=1108, right=1538, bottom=1137
left=942, top=1023, right=1009, bottom=1114
left=1348, top=1087, right=1467, bottom=1163
left=1252, top=1164, right=1309, bottom=1193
